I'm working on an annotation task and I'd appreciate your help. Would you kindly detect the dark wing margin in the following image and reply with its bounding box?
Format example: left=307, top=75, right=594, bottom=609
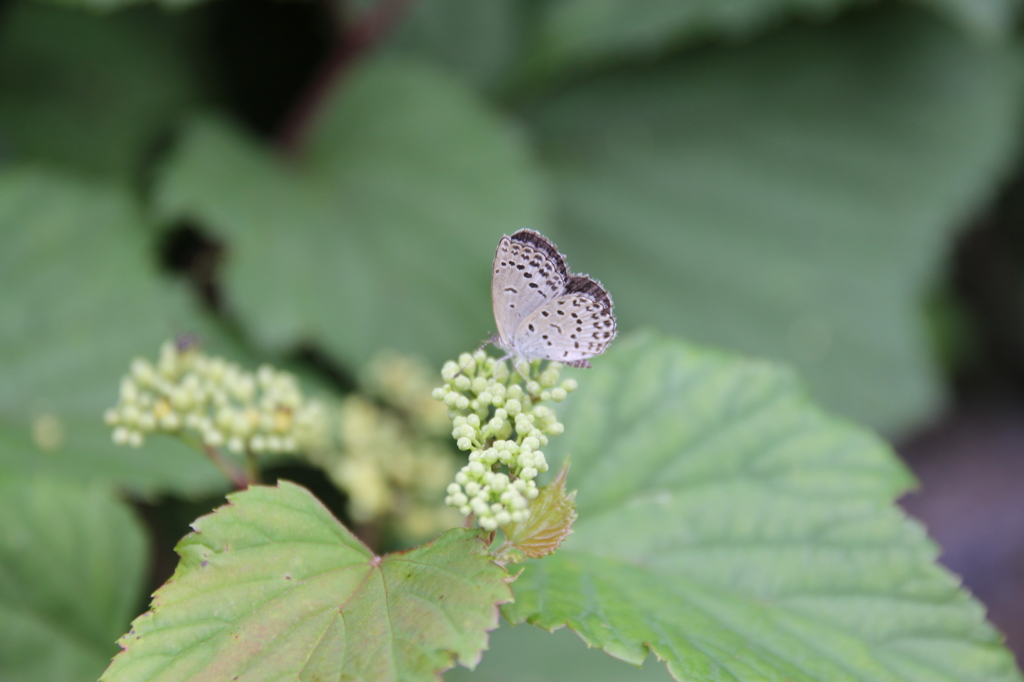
left=509, top=229, right=570, bottom=282
left=564, top=275, right=614, bottom=312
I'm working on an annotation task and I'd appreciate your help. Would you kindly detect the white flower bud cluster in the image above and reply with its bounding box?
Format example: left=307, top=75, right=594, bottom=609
left=362, top=351, right=450, bottom=436
left=299, top=351, right=462, bottom=541
left=325, top=395, right=457, bottom=527
left=104, top=340, right=324, bottom=454
left=433, top=350, right=578, bottom=531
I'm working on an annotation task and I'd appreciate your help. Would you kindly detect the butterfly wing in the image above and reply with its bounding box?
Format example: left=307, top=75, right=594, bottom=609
left=492, top=230, right=569, bottom=349
left=511, top=275, right=616, bottom=367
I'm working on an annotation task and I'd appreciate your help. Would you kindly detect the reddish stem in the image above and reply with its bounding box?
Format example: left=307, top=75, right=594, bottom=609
left=203, top=444, right=250, bottom=490
left=277, top=0, right=418, bottom=153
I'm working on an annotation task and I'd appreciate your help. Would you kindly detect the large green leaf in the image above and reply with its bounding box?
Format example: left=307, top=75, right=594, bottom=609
left=503, top=332, right=1020, bottom=681
left=156, top=56, right=547, bottom=370
left=913, top=0, right=1023, bottom=40
left=0, top=474, right=147, bottom=682
left=388, top=0, right=524, bottom=92
left=102, top=481, right=511, bottom=682
left=525, top=0, right=868, bottom=81
left=0, top=167, right=231, bottom=495
left=522, top=5, right=1024, bottom=432
left=0, top=2, right=205, bottom=177
left=521, top=0, right=1021, bottom=86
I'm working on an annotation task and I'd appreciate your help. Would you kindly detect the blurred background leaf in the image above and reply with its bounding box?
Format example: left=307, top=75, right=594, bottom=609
left=388, top=0, right=524, bottom=93
left=446, top=625, right=674, bottom=681
left=0, top=474, right=146, bottom=682
left=520, top=0, right=1024, bottom=86
left=0, top=167, right=233, bottom=496
left=155, top=57, right=548, bottom=368
left=916, top=0, right=1024, bottom=40
left=521, top=5, right=1024, bottom=432
left=0, top=1, right=207, bottom=178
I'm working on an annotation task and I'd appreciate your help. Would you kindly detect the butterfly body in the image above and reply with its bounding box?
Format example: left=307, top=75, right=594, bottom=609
left=491, top=229, right=616, bottom=368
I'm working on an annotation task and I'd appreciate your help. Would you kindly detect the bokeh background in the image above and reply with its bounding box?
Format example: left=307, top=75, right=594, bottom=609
left=3, top=0, right=1024, bottom=678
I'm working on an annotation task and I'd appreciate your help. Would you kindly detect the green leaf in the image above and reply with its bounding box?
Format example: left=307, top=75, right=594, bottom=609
left=388, top=0, right=525, bottom=92
left=912, top=0, right=1023, bottom=41
left=156, top=56, right=547, bottom=369
left=0, top=2, right=205, bottom=177
left=497, top=461, right=577, bottom=564
left=0, top=473, right=147, bottom=682
left=524, top=0, right=872, bottom=81
left=521, top=0, right=1022, bottom=85
left=102, top=481, right=511, bottom=682
left=522, top=5, right=1024, bottom=432
left=503, top=332, right=1021, bottom=682
left=0, top=167, right=232, bottom=496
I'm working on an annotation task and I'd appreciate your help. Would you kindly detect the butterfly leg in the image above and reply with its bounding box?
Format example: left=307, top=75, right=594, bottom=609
left=512, top=358, right=532, bottom=384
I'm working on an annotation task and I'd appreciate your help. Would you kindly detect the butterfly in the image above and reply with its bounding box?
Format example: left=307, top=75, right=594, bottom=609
left=490, top=229, right=616, bottom=369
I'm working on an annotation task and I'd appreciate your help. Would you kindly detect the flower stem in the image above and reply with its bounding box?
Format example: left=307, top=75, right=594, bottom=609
left=202, top=443, right=250, bottom=490
left=277, top=0, right=417, bottom=153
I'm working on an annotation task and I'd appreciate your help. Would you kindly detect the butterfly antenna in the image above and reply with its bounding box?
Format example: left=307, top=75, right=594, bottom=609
left=453, top=335, right=498, bottom=378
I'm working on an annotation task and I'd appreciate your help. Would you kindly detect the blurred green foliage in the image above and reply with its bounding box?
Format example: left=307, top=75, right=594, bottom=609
left=3, top=0, right=1024, bottom=679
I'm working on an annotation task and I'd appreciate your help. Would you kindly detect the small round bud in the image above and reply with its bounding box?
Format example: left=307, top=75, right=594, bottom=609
left=441, top=361, right=460, bottom=381
left=137, top=412, right=156, bottom=432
